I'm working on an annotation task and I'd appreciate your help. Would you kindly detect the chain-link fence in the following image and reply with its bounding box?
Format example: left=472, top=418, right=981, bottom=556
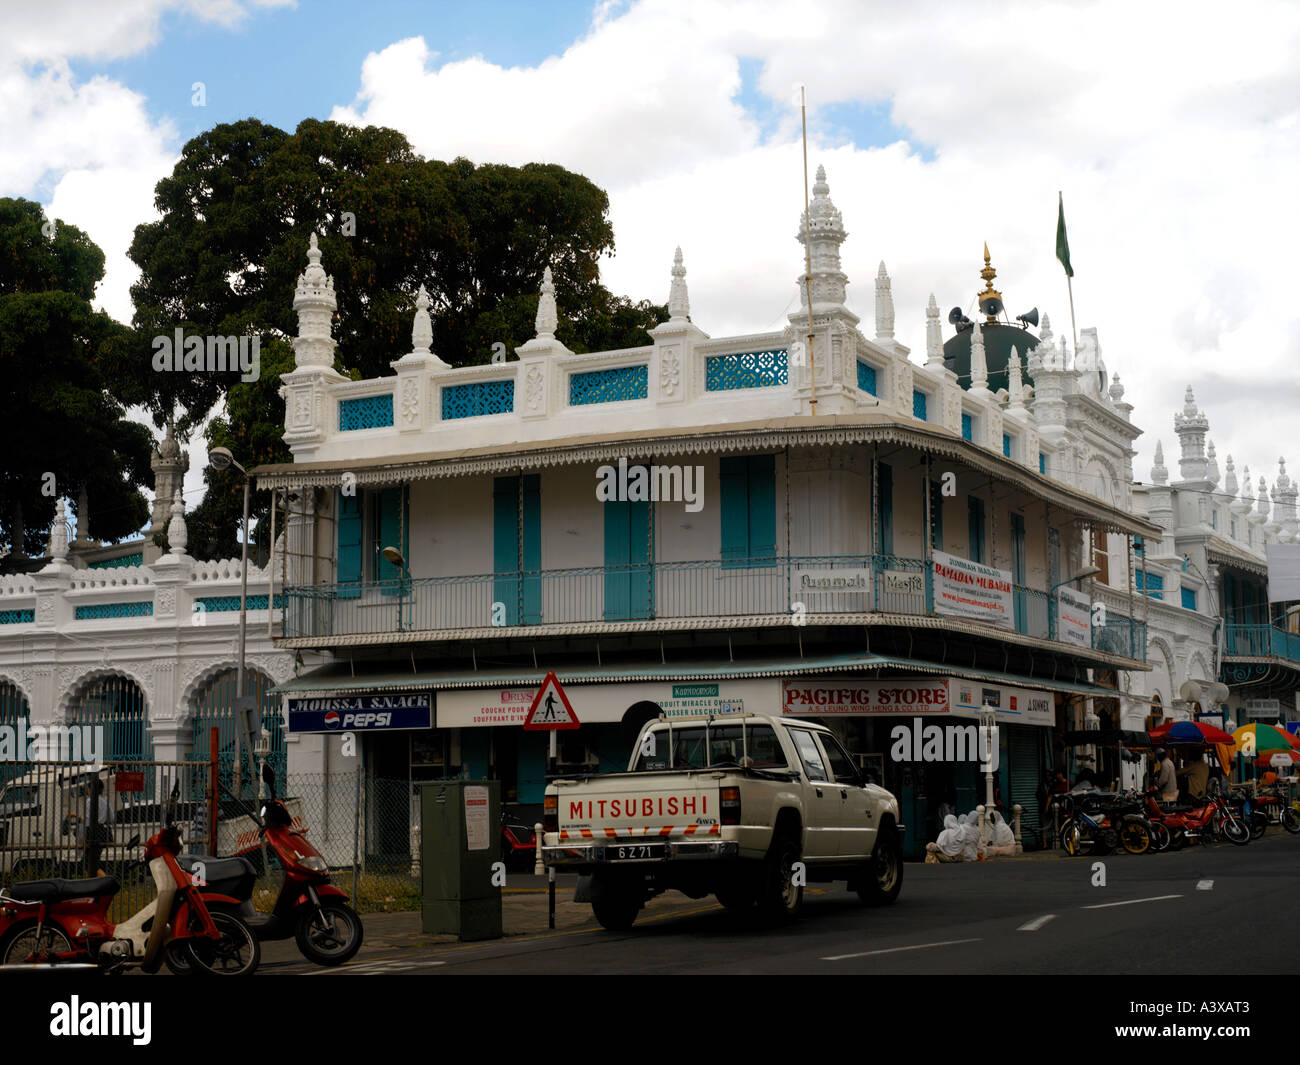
left=0, top=759, right=484, bottom=916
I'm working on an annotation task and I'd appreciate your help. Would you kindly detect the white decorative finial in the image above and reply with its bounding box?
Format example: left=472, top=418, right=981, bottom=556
left=1152, top=441, right=1168, bottom=485
left=48, top=498, right=69, bottom=560
left=1038, top=313, right=1053, bottom=344
left=1108, top=374, right=1124, bottom=403
left=1007, top=345, right=1026, bottom=412
left=1255, top=476, right=1270, bottom=521
left=1206, top=440, right=1219, bottom=486
left=925, top=294, right=943, bottom=365
left=167, top=489, right=187, bottom=556
left=969, top=321, right=990, bottom=395
left=535, top=266, right=557, bottom=340
left=874, top=261, right=894, bottom=340
left=1224, top=454, right=1238, bottom=497
left=668, top=247, right=690, bottom=322
left=292, top=232, right=337, bottom=369
left=412, top=285, right=432, bottom=354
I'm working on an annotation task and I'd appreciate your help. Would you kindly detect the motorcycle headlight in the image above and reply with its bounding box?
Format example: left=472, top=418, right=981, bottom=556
left=299, top=856, right=328, bottom=873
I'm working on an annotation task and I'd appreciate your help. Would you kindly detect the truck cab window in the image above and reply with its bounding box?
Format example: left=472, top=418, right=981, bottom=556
left=788, top=729, right=830, bottom=782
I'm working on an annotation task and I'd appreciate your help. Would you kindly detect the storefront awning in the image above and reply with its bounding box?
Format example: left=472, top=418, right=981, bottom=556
left=270, top=651, right=1125, bottom=702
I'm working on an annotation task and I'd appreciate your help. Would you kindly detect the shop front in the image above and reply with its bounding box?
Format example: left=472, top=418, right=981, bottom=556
left=780, top=676, right=1055, bottom=858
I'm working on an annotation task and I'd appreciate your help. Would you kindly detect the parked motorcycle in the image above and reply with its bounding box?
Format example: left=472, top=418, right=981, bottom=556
left=1058, top=792, right=1153, bottom=856
left=168, top=766, right=363, bottom=971
left=1141, top=788, right=1250, bottom=849
left=0, top=783, right=259, bottom=975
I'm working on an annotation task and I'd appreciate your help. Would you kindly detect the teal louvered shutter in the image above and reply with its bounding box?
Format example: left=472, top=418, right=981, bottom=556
left=337, top=491, right=362, bottom=599
left=521, top=475, right=541, bottom=623
left=747, top=455, right=776, bottom=563
left=720, top=457, right=749, bottom=567
left=603, top=491, right=631, bottom=620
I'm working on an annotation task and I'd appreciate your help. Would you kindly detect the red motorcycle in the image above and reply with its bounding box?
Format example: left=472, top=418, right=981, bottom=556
left=170, top=766, right=363, bottom=970
left=1142, top=788, right=1250, bottom=849
left=0, top=784, right=259, bottom=974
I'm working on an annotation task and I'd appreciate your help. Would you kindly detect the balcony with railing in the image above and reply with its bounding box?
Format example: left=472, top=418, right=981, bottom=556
left=1224, top=623, right=1300, bottom=666
left=281, top=552, right=1147, bottom=661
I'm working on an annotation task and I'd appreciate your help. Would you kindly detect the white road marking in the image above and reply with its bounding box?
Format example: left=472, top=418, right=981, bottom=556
left=1081, top=894, right=1183, bottom=909
left=822, top=938, right=981, bottom=961
left=311, top=959, right=445, bottom=975
left=1196, top=880, right=1214, bottom=891
left=1018, top=914, right=1057, bottom=931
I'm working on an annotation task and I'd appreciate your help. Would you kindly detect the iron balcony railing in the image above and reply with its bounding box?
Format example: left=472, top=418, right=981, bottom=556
left=1224, top=623, right=1300, bottom=664
left=283, top=554, right=1147, bottom=660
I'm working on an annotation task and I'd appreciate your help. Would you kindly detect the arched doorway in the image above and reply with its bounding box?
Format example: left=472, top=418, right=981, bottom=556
left=190, top=669, right=287, bottom=792
left=68, top=675, right=151, bottom=762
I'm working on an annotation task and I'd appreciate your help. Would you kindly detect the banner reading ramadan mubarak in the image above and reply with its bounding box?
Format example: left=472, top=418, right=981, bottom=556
left=930, top=549, right=1015, bottom=629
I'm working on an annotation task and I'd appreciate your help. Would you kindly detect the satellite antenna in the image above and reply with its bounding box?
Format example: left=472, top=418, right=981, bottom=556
left=1016, top=307, right=1039, bottom=329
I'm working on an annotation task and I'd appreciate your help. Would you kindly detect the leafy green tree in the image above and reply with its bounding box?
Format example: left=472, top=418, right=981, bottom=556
left=0, top=199, right=152, bottom=561
left=126, top=118, right=665, bottom=556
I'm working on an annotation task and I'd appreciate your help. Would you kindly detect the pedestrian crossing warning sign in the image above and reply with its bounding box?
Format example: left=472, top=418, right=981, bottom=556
left=523, top=671, right=580, bottom=730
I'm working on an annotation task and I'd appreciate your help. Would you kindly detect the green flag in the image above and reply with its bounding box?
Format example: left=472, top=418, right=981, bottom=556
left=1056, top=192, right=1073, bottom=278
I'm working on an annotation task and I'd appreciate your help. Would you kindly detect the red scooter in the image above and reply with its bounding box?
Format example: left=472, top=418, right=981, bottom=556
left=171, top=766, right=363, bottom=969
left=0, top=784, right=259, bottom=974
left=1142, top=788, right=1250, bottom=849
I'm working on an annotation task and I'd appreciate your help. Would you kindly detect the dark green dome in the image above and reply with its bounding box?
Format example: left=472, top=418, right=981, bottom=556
left=943, top=322, right=1040, bottom=395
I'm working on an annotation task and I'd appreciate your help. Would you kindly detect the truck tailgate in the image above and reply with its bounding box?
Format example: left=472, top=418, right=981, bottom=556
left=558, top=774, right=722, bottom=841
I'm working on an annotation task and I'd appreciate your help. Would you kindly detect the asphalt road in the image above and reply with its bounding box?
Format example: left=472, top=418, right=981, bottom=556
left=276, top=833, right=1298, bottom=976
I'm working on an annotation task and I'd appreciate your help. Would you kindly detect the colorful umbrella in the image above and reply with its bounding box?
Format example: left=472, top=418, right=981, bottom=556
left=1149, top=720, right=1235, bottom=745
left=1256, top=750, right=1300, bottom=768
left=1234, top=724, right=1300, bottom=756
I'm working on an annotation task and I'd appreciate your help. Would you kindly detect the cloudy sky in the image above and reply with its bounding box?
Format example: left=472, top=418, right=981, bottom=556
left=4, top=0, right=1298, bottom=513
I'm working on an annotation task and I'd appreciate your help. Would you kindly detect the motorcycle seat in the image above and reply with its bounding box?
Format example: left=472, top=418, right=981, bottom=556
left=177, top=854, right=256, bottom=896
left=10, top=876, right=120, bottom=903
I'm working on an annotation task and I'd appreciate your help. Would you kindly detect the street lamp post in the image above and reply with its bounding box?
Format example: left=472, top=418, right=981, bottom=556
left=208, top=447, right=257, bottom=800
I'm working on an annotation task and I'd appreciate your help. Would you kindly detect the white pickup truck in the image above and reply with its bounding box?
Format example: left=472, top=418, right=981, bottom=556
left=541, top=713, right=903, bottom=930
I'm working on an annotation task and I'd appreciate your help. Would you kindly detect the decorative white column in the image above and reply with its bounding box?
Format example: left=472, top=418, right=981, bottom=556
left=281, top=233, right=348, bottom=455
left=649, top=247, right=708, bottom=406
left=515, top=265, right=572, bottom=419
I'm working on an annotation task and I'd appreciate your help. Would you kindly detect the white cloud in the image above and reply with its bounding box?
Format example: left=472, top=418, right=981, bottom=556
left=0, top=0, right=295, bottom=322
left=334, top=0, right=1300, bottom=490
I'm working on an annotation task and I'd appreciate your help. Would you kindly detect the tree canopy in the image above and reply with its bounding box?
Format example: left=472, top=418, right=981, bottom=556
left=124, top=118, right=666, bottom=558
left=0, top=198, right=152, bottom=561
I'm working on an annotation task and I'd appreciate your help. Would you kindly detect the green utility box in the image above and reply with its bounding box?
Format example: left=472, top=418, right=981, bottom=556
left=417, top=780, right=503, bottom=941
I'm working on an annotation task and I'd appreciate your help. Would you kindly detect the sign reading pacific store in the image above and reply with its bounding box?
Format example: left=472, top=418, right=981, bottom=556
left=287, top=692, right=433, bottom=733
left=782, top=677, right=1054, bottom=726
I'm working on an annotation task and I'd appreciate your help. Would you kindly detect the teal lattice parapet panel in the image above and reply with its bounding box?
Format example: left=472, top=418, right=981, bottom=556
left=0, top=609, right=34, bottom=625
left=705, top=349, right=788, bottom=391
left=441, top=379, right=515, bottom=420
left=858, top=361, right=877, bottom=395
left=195, top=594, right=286, bottom=612
left=569, top=364, right=648, bottom=405
left=339, top=394, right=395, bottom=431
left=74, top=601, right=153, bottom=620
left=89, top=553, right=144, bottom=570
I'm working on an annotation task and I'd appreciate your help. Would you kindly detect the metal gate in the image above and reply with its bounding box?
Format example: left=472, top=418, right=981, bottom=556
left=190, top=669, right=286, bottom=795
left=68, top=675, right=153, bottom=781
left=0, top=679, right=30, bottom=788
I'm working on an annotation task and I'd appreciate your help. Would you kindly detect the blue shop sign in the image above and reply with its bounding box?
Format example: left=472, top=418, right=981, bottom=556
left=288, top=692, right=432, bottom=733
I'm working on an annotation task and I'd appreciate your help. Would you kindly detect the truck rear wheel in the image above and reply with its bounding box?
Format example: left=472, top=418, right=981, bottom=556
left=590, top=873, right=642, bottom=932
left=757, top=837, right=803, bottom=922
left=856, top=830, right=903, bottom=907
